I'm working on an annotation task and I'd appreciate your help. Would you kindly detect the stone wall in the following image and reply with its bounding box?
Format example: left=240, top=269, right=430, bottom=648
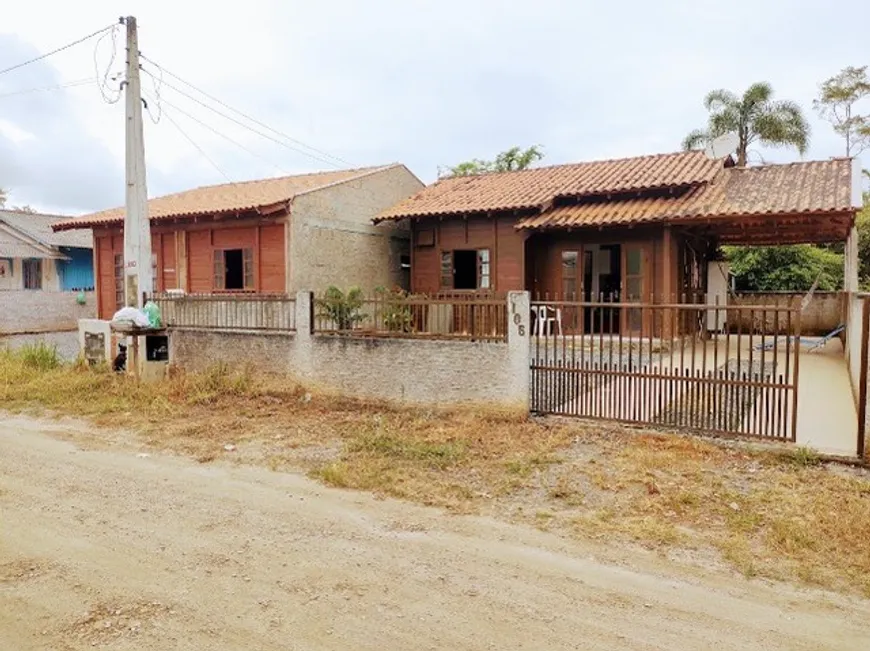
left=729, top=292, right=844, bottom=336
left=0, top=290, right=96, bottom=334
left=289, top=165, right=421, bottom=293
left=168, top=291, right=530, bottom=410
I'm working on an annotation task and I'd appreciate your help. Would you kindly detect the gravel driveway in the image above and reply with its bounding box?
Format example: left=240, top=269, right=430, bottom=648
left=1, top=415, right=868, bottom=651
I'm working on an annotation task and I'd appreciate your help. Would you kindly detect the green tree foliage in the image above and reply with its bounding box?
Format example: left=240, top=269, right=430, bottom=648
left=683, top=82, right=810, bottom=166
left=725, top=245, right=843, bottom=292
left=443, top=145, right=544, bottom=178
left=813, top=66, right=870, bottom=157
left=856, top=191, right=870, bottom=289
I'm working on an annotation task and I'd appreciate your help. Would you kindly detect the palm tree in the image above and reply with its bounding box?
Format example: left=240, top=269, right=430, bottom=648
left=683, top=82, right=810, bottom=166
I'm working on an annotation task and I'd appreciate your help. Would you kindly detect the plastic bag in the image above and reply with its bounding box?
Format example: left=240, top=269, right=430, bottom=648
left=142, top=301, right=163, bottom=328
left=111, top=306, right=151, bottom=328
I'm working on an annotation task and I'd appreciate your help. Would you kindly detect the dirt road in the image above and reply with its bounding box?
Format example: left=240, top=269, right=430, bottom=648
left=2, top=416, right=867, bottom=650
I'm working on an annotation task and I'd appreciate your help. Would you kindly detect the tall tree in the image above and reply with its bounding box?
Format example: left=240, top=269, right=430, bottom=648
left=442, top=145, right=544, bottom=178
left=683, top=82, right=810, bottom=166
left=0, top=188, right=7, bottom=207
left=813, top=66, right=870, bottom=157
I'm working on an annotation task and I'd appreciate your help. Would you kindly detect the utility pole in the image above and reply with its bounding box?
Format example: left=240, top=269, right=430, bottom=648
left=123, top=15, right=152, bottom=308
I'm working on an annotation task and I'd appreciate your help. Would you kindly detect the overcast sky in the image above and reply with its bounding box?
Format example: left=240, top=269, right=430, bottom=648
left=1, top=0, right=868, bottom=215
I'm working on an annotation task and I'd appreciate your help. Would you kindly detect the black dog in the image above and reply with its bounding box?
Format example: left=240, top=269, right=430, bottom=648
left=112, top=344, right=127, bottom=373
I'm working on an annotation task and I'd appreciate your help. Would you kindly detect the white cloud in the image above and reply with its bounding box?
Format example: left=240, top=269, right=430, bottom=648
left=0, top=0, right=868, bottom=214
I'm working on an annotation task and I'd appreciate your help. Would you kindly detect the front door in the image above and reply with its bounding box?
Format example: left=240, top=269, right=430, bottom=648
left=622, top=243, right=649, bottom=336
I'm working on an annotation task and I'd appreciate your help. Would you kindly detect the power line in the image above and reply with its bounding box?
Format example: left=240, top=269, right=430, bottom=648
left=0, top=22, right=118, bottom=77
left=140, top=67, right=345, bottom=169
left=139, top=56, right=352, bottom=168
left=160, top=105, right=231, bottom=182
left=0, top=77, right=97, bottom=100
left=157, top=96, right=287, bottom=175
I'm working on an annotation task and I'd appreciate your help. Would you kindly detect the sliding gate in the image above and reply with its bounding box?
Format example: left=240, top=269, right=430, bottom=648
left=529, top=299, right=800, bottom=441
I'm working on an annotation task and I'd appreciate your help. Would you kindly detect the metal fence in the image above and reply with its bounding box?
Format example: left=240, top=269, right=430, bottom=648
left=313, top=291, right=508, bottom=342
left=530, top=297, right=801, bottom=441
left=153, top=293, right=296, bottom=332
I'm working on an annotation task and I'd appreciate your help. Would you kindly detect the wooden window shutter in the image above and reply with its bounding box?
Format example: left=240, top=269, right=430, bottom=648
left=213, top=250, right=225, bottom=290
left=440, top=251, right=453, bottom=289
left=243, top=248, right=255, bottom=290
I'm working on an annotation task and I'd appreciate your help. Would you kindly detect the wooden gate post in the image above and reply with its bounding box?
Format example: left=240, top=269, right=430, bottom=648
left=790, top=302, right=801, bottom=442
left=857, top=298, right=870, bottom=460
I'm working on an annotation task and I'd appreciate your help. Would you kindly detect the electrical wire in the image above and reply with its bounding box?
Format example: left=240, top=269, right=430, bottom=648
left=157, top=96, right=287, bottom=175
left=93, top=23, right=122, bottom=104
left=159, top=105, right=231, bottom=182
left=145, top=61, right=164, bottom=124
left=0, top=22, right=118, bottom=77
left=141, top=68, right=344, bottom=169
left=0, top=77, right=97, bottom=100
left=139, top=56, right=352, bottom=168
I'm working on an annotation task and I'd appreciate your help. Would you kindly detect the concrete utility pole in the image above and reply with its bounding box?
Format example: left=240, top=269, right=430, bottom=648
left=123, top=15, right=152, bottom=308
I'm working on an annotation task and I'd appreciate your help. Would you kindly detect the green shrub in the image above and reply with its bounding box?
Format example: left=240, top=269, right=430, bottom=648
left=374, top=286, right=414, bottom=333
left=317, top=286, right=365, bottom=330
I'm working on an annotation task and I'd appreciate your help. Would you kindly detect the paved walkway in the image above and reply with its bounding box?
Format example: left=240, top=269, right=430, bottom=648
left=794, top=339, right=857, bottom=456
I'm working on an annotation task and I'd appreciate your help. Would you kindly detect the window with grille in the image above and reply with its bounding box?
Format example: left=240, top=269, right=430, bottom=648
left=114, top=254, right=124, bottom=309
left=23, top=259, right=42, bottom=290
left=214, top=248, right=254, bottom=291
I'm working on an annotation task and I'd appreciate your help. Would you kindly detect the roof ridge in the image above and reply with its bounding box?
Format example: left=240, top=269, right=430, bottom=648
left=191, top=164, right=391, bottom=192
left=436, top=149, right=715, bottom=181
left=0, top=208, right=74, bottom=220
left=728, top=158, right=850, bottom=172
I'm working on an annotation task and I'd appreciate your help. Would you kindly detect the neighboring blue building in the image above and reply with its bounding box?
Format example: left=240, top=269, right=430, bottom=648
left=0, top=210, right=93, bottom=291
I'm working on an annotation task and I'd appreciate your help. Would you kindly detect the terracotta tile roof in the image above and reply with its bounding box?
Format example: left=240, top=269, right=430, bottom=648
left=517, top=158, right=857, bottom=230
left=53, top=165, right=398, bottom=231
left=375, top=151, right=722, bottom=221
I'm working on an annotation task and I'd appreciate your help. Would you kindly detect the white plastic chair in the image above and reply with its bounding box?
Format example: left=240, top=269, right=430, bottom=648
left=534, top=305, right=562, bottom=336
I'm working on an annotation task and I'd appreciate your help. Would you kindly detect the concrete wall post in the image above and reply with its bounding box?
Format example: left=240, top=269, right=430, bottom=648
left=507, top=291, right=531, bottom=413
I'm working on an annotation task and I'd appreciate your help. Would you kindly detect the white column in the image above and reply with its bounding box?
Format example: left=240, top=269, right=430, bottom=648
left=507, top=291, right=531, bottom=413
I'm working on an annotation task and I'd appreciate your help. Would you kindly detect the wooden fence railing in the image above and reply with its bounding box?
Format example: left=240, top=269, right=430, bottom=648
left=153, top=293, right=296, bottom=332
left=313, top=292, right=508, bottom=342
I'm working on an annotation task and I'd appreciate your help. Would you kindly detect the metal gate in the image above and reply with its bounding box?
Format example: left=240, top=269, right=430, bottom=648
left=529, top=299, right=800, bottom=441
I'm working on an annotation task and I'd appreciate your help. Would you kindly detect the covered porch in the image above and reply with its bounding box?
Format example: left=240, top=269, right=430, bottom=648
left=522, top=172, right=862, bottom=456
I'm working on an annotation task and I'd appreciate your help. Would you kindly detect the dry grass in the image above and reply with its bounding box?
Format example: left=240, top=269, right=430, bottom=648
left=2, top=348, right=870, bottom=597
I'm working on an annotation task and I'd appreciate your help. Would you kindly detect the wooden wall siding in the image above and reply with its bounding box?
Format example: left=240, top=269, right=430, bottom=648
left=212, top=226, right=256, bottom=249
left=94, top=233, right=124, bottom=319
left=410, top=215, right=526, bottom=293
left=259, top=224, right=286, bottom=293
left=92, top=220, right=287, bottom=316
left=187, top=230, right=212, bottom=293
left=161, top=233, right=177, bottom=290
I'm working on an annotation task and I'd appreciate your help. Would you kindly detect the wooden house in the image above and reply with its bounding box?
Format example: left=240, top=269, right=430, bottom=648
left=375, top=151, right=861, bottom=335
left=52, top=164, right=423, bottom=319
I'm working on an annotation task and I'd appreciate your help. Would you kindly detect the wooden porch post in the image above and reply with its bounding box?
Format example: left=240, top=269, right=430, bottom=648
left=845, top=225, right=859, bottom=293
left=662, top=225, right=674, bottom=338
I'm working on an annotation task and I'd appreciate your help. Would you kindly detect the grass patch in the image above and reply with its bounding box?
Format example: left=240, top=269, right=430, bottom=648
left=3, top=351, right=870, bottom=597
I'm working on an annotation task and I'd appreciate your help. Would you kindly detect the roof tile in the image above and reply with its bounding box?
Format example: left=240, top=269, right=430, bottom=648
left=517, top=158, right=856, bottom=229
left=53, top=165, right=396, bottom=231
left=376, top=151, right=722, bottom=221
